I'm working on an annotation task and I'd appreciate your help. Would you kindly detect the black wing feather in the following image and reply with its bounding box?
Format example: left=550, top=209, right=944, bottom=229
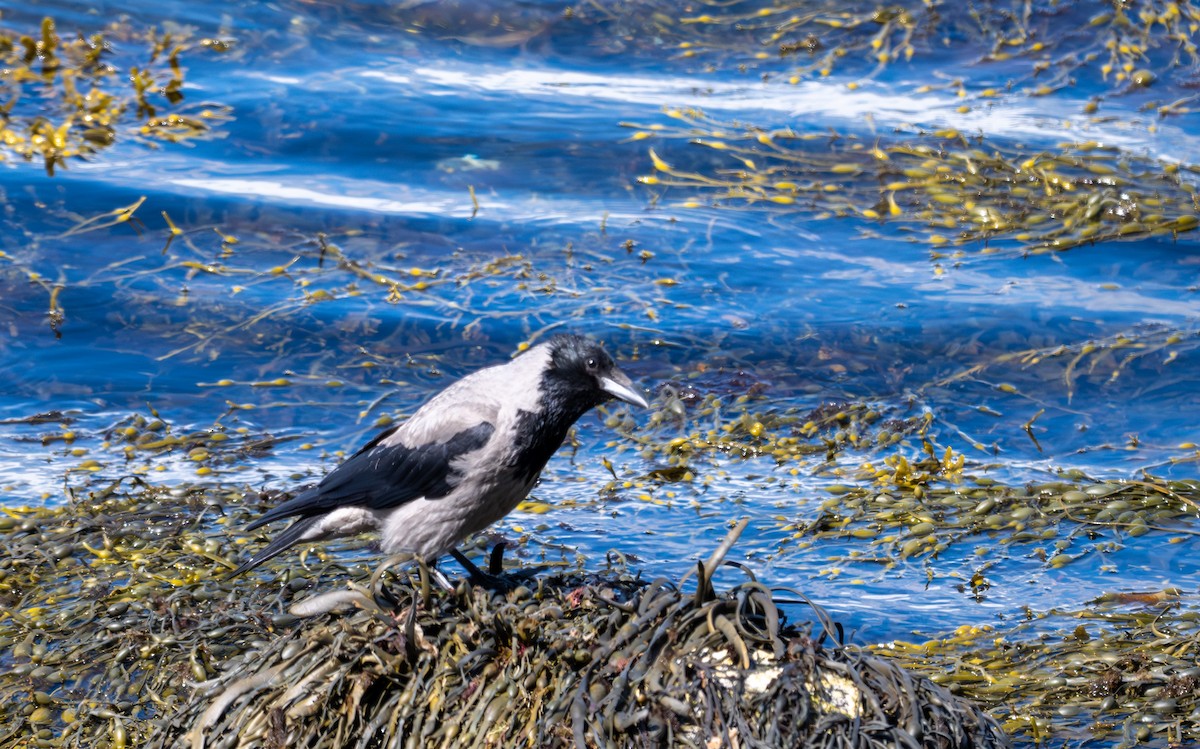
left=246, top=422, right=495, bottom=530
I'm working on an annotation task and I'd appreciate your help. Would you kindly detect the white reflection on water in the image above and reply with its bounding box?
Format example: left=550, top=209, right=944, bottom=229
left=172, top=178, right=492, bottom=216
left=358, top=65, right=1200, bottom=161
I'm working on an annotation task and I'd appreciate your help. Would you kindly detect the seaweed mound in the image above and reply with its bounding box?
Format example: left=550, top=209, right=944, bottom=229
left=150, top=525, right=1009, bottom=749
left=0, top=490, right=1007, bottom=749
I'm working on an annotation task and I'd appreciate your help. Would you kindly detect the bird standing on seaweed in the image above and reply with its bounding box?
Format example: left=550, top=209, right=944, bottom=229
left=231, top=334, right=648, bottom=584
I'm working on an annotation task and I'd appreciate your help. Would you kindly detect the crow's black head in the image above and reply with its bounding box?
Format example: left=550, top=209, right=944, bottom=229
left=543, top=335, right=648, bottom=416
left=505, top=335, right=648, bottom=483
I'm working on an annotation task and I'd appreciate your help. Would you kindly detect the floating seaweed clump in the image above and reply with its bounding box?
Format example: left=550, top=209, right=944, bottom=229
left=598, top=0, right=1200, bottom=104
left=626, top=108, right=1200, bottom=254
left=0, top=17, right=232, bottom=175
left=876, top=590, right=1200, bottom=746
left=0, top=491, right=1009, bottom=749
left=786, top=470, right=1200, bottom=571
left=639, top=387, right=925, bottom=470
left=930, top=322, right=1200, bottom=408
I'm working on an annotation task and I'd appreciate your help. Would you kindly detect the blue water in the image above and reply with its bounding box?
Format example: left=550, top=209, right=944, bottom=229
left=2, top=0, right=1198, bottom=664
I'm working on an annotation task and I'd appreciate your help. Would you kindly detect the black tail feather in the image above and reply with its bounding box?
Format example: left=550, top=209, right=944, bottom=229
left=228, top=515, right=323, bottom=578
left=244, top=485, right=320, bottom=532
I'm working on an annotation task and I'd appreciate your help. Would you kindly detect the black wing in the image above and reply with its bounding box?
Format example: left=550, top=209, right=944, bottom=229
left=245, top=422, right=495, bottom=530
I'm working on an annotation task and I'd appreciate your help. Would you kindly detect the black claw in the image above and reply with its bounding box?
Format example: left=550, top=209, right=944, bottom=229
left=450, top=547, right=514, bottom=592
left=488, top=541, right=507, bottom=575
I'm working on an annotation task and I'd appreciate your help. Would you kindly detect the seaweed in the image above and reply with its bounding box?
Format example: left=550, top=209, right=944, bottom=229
left=0, top=499, right=1010, bottom=748
left=0, top=16, right=232, bottom=175
left=877, top=590, right=1200, bottom=747
left=625, top=108, right=1200, bottom=254
left=579, top=1, right=1200, bottom=104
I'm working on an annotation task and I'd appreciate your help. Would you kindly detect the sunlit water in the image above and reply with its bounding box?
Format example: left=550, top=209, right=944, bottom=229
left=2, top=0, right=1197, bottom=668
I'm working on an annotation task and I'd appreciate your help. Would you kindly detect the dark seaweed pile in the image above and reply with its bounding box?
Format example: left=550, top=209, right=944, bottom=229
left=0, top=494, right=1008, bottom=749
left=149, top=523, right=1008, bottom=749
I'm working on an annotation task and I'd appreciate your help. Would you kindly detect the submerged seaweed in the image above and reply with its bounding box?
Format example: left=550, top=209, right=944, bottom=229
left=626, top=108, right=1200, bottom=255
left=786, top=473, right=1200, bottom=567
left=0, top=16, right=232, bottom=175
left=571, top=0, right=1200, bottom=106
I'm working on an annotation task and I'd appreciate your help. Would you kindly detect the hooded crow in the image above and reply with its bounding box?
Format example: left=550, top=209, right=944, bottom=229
left=230, top=334, right=648, bottom=579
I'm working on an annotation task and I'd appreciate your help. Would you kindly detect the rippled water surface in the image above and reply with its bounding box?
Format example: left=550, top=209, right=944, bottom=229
left=2, top=0, right=1198, bottom=716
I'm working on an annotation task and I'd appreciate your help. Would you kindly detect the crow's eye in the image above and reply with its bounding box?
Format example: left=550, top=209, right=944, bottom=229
left=586, top=357, right=598, bottom=370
